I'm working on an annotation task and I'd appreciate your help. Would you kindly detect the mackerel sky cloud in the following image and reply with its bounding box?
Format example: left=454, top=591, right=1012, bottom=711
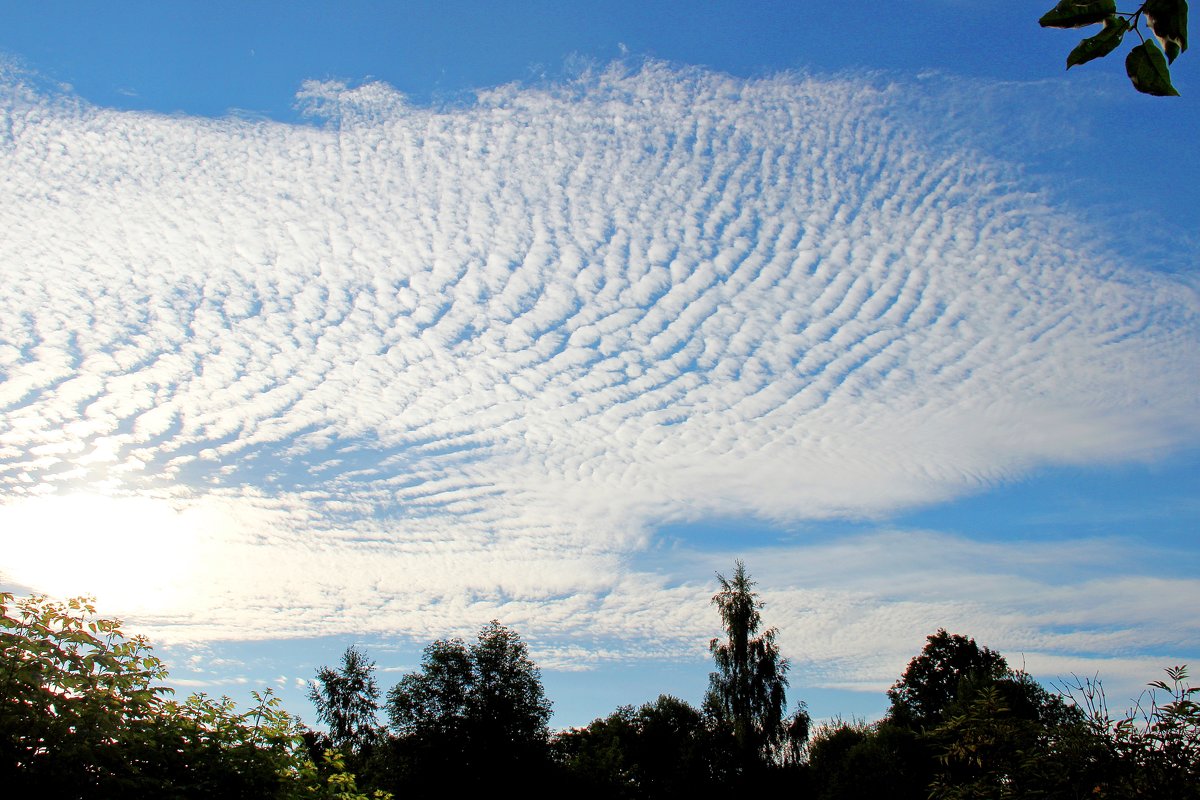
left=1, top=31, right=1198, bottom=722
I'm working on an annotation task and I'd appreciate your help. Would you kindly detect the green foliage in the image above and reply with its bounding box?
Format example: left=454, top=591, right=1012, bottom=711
left=387, top=637, right=473, bottom=742
left=0, top=592, right=171, bottom=793
left=1128, top=665, right=1200, bottom=797
left=469, top=619, right=554, bottom=749
left=161, top=689, right=316, bottom=799
left=779, top=701, right=812, bottom=767
left=1127, top=38, right=1183, bottom=93
left=927, top=684, right=1071, bottom=800
left=8, top=592, right=178, bottom=791
left=10, top=579, right=1194, bottom=800
left=296, top=749, right=393, bottom=800
left=805, top=719, right=927, bottom=800
left=927, top=667, right=1200, bottom=800
left=0, top=592, right=385, bottom=799
left=881, top=631, right=1105, bottom=799
left=1040, top=0, right=1120, bottom=28
left=554, top=705, right=641, bottom=797
left=800, top=629, right=1200, bottom=800
left=1146, top=0, right=1190, bottom=60
left=1040, top=0, right=1188, bottom=94
left=1068, top=15, right=1132, bottom=66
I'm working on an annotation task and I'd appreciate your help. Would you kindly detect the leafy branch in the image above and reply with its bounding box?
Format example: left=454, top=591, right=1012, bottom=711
left=1040, top=0, right=1188, bottom=95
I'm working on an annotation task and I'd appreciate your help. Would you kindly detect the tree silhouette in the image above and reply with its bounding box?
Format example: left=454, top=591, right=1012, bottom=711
left=704, top=560, right=792, bottom=770
left=385, top=620, right=552, bottom=789
left=308, top=645, right=382, bottom=755
left=887, top=629, right=1009, bottom=730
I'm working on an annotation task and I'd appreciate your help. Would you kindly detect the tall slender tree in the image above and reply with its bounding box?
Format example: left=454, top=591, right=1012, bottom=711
left=704, top=560, right=792, bottom=769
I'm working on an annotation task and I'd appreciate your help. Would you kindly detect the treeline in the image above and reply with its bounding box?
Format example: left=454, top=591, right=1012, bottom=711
left=3, top=562, right=1198, bottom=799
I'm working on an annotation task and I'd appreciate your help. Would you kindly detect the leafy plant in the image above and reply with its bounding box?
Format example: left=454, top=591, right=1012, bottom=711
left=0, top=592, right=386, bottom=799
left=1040, top=0, right=1189, bottom=95
left=0, top=592, right=172, bottom=792
left=1059, top=665, right=1200, bottom=798
left=554, top=695, right=727, bottom=798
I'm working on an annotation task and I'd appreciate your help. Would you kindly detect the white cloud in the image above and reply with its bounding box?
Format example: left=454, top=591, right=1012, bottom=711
left=0, top=63, right=1197, bottom=693
left=641, top=531, right=1199, bottom=702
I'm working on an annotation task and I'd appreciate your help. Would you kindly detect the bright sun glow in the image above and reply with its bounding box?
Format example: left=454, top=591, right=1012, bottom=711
left=0, top=492, right=206, bottom=613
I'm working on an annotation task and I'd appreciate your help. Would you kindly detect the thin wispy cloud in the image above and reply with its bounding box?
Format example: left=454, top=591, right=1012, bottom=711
left=1, top=62, right=1196, bottom=692
left=658, top=530, right=1200, bottom=690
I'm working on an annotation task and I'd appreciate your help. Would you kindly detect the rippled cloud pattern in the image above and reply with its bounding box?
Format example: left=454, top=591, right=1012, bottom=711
left=1, top=64, right=1197, bottom=680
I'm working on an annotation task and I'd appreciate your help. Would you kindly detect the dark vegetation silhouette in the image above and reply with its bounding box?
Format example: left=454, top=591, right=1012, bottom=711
left=704, top=559, right=803, bottom=772
left=305, top=643, right=387, bottom=791
left=384, top=619, right=554, bottom=794
left=3, top=569, right=1198, bottom=798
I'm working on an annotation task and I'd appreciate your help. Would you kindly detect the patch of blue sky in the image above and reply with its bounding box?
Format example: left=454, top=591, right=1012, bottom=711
left=159, top=633, right=708, bottom=731
left=637, top=448, right=1200, bottom=568
left=896, top=453, right=1200, bottom=555
left=0, top=4, right=1145, bottom=116
left=157, top=633, right=423, bottom=727
left=154, top=605, right=923, bottom=731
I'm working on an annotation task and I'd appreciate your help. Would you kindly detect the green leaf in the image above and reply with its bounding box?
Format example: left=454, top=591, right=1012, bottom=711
left=1067, top=15, right=1131, bottom=67
left=1126, top=39, right=1181, bottom=95
left=1144, top=0, right=1189, bottom=63
left=1039, top=0, right=1117, bottom=28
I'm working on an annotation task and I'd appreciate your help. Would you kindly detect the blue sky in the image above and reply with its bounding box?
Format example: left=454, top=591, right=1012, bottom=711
left=1, top=2, right=1198, bottom=729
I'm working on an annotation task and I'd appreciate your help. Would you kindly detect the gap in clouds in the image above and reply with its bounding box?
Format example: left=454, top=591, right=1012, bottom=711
left=1, top=59, right=1198, bottom=727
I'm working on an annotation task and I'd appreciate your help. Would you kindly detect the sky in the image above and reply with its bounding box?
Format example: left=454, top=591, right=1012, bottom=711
left=1, top=1, right=1198, bottom=730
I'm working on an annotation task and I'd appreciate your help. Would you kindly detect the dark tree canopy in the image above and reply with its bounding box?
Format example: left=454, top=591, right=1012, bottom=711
left=469, top=619, right=554, bottom=749
left=385, top=619, right=552, bottom=786
left=387, top=637, right=473, bottom=742
left=805, top=720, right=927, bottom=800
left=9, top=578, right=1196, bottom=800
left=887, top=628, right=1009, bottom=729
left=555, top=694, right=725, bottom=798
